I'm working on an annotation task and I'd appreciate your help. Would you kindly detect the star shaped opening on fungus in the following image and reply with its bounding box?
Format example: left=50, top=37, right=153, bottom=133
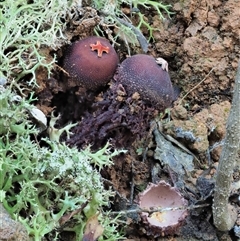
left=90, top=41, right=110, bottom=57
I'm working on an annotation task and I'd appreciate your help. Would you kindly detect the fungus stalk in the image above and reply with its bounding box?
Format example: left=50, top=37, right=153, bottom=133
left=213, top=61, right=240, bottom=231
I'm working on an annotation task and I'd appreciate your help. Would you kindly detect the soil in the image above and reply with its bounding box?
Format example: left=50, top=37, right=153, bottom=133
left=26, top=0, right=240, bottom=240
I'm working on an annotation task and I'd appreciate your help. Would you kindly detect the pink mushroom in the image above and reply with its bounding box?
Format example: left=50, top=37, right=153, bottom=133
left=136, top=181, right=188, bottom=237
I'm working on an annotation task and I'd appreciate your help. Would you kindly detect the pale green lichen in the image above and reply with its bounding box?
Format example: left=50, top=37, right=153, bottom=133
left=0, top=0, right=74, bottom=86
left=0, top=88, right=125, bottom=240
left=92, top=0, right=172, bottom=45
left=47, top=112, right=78, bottom=142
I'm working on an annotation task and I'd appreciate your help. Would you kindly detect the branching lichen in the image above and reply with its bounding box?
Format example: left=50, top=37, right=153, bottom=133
left=92, top=0, right=172, bottom=50
left=0, top=0, right=76, bottom=86
left=0, top=87, right=125, bottom=240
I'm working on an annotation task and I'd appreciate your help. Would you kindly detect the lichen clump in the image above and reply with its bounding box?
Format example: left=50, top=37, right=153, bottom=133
left=0, top=0, right=74, bottom=86
left=0, top=87, right=124, bottom=240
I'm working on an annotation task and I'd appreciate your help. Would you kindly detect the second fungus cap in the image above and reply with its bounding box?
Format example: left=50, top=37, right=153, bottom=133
left=115, top=54, right=176, bottom=110
left=63, top=36, right=119, bottom=90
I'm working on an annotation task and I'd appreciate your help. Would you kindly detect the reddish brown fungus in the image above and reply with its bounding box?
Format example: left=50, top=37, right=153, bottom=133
left=63, top=36, right=119, bottom=90
left=136, top=181, right=188, bottom=237
left=114, top=54, right=177, bottom=110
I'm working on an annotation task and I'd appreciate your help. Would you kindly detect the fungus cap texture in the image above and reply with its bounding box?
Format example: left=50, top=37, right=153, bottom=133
left=137, top=181, right=188, bottom=237
left=63, top=36, right=119, bottom=90
left=115, top=54, right=175, bottom=110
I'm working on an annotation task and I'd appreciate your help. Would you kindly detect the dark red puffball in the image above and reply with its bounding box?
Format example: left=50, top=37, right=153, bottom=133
left=115, top=54, right=175, bottom=109
left=63, top=36, right=119, bottom=90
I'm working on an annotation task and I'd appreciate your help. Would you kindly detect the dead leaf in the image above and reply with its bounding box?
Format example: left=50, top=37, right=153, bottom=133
left=83, top=214, right=104, bottom=241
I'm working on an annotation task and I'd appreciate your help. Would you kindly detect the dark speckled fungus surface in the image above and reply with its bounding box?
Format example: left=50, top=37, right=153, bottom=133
left=115, top=54, right=176, bottom=110
left=63, top=36, right=119, bottom=90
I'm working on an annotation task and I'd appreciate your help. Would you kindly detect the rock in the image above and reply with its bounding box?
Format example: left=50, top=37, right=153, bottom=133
left=0, top=204, right=29, bottom=241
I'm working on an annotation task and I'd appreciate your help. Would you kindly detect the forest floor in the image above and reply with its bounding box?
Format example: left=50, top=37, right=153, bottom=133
left=33, top=0, right=240, bottom=240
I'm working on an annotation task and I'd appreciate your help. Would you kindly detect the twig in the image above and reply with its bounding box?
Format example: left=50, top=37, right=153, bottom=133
left=177, top=67, right=215, bottom=105
left=55, top=63, right=70, bottom=76
left=116, top=17, right=149, bottom=53
left=213, top=61, right=240, bottom=231
left=110, top=203, right=210, bottom=216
